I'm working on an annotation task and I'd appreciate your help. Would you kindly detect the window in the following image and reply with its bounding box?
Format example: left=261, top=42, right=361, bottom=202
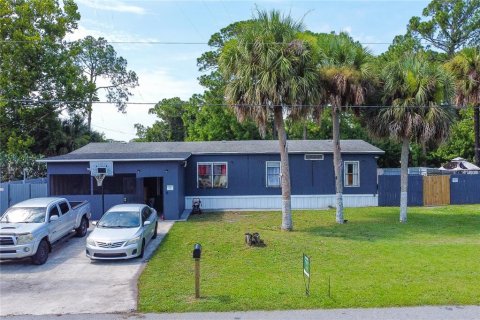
left=304, top=154, right=324, bottom=160
left=93, top=174, right=136, bottom=194
left=50, top=174, right=90, bottom=195
left=197, top=162, right=228, bottom=188
left=49, top=206, right=60, bottom=219
left=344, top=161, right=360, bottom=187
left=142, top=207, right=152, bottom=222
left=58, top=202, right=70, bottom=215
left=266, top=161, right=281, bottom=188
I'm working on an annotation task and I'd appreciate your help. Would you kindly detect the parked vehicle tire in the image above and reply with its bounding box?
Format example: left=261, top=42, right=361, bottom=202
left=75, top=216, right=88, bottom=237
left=31, top=239, right=49, bottom=265
left=152, top=222, right=158, bottom=239
left=138, top=240, right=145, bottom=259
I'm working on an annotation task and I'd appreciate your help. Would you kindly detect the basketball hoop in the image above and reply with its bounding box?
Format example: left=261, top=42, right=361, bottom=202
left=94, top=174, right=106, bottom=187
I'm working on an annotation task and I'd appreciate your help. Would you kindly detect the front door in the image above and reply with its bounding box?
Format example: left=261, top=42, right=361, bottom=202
left=143, top=177, right=163, bottom=216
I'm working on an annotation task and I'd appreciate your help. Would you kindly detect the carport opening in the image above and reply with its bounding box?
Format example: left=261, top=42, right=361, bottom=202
left=143, top=177, right=163, bottom=216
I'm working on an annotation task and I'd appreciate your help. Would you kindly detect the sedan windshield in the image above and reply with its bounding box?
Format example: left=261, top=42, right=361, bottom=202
left=97, top=211, right=140, bottom=228
left=0, top=207, right=46, bottom=223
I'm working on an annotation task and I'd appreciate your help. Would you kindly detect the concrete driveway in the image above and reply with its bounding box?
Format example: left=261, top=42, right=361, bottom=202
left=0, top=221, right=173, bottom=316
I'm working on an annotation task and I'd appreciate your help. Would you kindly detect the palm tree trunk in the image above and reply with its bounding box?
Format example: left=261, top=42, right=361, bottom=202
left=474, top=105, right=480, bottom=167
left=274, top=106, right=292, bottom=231
left=400, top=137, right=409, bottom=223
left=332, top=106, right=344, bottom=224
left=421, top=141, right=427, bottom=167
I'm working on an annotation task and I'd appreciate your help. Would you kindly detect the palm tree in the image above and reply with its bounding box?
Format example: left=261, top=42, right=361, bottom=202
left=316, top=33, right=374, bottom=224
left=219, top=10, right=319, bottom=231
left=446, top=47, right=480, bottom=166
left=367, top=52, right=454, bottom=223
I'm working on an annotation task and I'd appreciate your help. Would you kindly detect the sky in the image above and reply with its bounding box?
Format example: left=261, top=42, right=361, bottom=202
left=68, top=0, right=430, bottom=141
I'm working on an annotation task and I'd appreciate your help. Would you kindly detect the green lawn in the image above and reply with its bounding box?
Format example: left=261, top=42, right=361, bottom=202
left=138, top=205, right=480, bottom=312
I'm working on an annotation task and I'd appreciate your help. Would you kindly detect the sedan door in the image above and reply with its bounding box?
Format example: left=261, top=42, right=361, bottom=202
left=141, top=207, right=155, bottom=242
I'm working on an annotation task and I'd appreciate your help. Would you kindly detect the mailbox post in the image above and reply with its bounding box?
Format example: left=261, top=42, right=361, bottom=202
left=193, top=243, right=202, bottom=298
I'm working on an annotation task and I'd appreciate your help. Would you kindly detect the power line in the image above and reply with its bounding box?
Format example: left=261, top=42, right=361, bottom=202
left=0, top=98, right=467, bottom=109
left=0, top=40, right=392, bottom=45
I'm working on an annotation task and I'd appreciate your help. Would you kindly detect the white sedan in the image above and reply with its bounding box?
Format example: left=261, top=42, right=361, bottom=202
left=86, top=204, right=158, bottom=260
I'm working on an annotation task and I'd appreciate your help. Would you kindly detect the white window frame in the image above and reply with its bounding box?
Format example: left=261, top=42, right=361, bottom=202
left=344, top=161, right=360, bottom=187
left=304, top=154, right=324, bottom=160
left=265, top=161, right=281, bottom=188
left=197, top=162, right=228, bottom=189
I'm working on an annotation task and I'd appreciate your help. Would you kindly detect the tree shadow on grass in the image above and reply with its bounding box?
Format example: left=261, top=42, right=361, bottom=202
left=301, top=212, right=480, bottom=242
left=188, top=211, right=261, bottom=223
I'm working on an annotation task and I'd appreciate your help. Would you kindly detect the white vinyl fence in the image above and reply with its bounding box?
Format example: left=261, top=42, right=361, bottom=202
left=0, top=180, right=48, bottom=215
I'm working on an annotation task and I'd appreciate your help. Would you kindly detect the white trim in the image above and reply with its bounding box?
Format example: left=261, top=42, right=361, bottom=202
left=304, top=154, right=324, bottom=160
left=185, top=194, right=378, bottom=210
left=197, top=162, right=228, bottom=189
left=38, top=151, right=384, bottom=163
left=37, top=158, right=188, bottom=163
left=265, top=161, right=281, bottom=188
left=344, top=161, right=360, bottom=187
left=190, top=151, right=384, bottom=155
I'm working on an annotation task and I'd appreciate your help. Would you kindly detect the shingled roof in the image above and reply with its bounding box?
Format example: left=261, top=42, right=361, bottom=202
left=39, top=140, right=384, bottom=162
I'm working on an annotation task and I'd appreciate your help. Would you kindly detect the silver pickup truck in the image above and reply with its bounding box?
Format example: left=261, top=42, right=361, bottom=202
left=0, top=197, right=91, bottom=265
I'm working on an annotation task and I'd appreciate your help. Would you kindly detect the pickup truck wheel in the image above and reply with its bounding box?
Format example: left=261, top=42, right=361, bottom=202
left=152, top=222, right=158, bottom=239
left=31, top=239, right=49, bottom=265
left=75, top=217, right=88, bottom=237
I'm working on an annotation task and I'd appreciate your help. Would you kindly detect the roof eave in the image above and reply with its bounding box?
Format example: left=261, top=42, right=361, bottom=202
left=37, top=157, right=190, bottom=163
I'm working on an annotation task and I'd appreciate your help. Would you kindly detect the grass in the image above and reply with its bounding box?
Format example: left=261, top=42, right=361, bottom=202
left=138, top=205, right=480, bottom=312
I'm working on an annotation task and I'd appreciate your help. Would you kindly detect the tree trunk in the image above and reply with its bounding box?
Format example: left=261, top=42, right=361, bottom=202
left=274, top=106, right=292, bottom=231
left=87, top=108, right=92, bottom=132
left=303, top=120, right=307, bottom=140
left=332, top=106, right=344, bottom=224
left=400, top=137, right=409, bottom=223
left=474, top=105, right=480, bottom=167
left=421, top=141, right=427, bottom=167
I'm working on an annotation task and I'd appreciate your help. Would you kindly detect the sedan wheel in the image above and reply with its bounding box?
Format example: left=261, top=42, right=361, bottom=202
left=138, top=240, right=145, bottom=259
left=152, top=222, right=158, bottom=240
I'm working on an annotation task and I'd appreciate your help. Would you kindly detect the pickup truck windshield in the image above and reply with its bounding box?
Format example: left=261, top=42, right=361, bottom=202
left=0, top=207, right=46, bottom=223
left=97, top=211, right=140, bottom=228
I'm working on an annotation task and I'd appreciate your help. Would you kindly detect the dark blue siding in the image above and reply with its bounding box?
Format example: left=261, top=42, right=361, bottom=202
left=378, top=175, right=423, bottom=206
left=47, top=152, right=380, bottom=218
left=185, top=154, right=379, bottom=196
left=47, top=161, right=185, bottom=220
left=450, top=174, right=480, bottom=204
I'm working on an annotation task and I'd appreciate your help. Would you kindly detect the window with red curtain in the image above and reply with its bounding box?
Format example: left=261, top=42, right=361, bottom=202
left=197, top=162, right=228, bottom=188
left=213, top=163, right=227, bottom=188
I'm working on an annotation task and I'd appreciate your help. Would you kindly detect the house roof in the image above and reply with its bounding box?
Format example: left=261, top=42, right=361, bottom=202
left=39, top=140, right=384, bottom=163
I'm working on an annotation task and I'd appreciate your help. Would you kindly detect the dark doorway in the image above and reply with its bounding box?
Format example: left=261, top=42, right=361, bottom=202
left=143, top=177, right=163, bottom=216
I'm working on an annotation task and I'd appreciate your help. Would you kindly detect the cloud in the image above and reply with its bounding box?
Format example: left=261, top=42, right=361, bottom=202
left=91, top=68, right=203, bottom=141
left=76, top=0, right=146, bottom=15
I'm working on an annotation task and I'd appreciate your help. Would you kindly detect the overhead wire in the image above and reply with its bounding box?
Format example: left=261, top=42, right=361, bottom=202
left=0, top=99, right=467, bottom=109
left=0, top=39, right=393, bottom=45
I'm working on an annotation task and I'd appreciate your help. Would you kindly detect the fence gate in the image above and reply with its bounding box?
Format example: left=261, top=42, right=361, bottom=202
left=423, top=175, right=450, bottom=206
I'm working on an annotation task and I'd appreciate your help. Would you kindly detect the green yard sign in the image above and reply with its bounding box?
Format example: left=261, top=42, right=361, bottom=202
left=303, top=254, right=311, bottom=296
left=303, top=254, right=310, bottom=277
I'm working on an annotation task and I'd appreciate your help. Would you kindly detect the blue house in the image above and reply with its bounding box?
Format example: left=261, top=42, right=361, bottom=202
left=39, top=140, right=384, bottom=220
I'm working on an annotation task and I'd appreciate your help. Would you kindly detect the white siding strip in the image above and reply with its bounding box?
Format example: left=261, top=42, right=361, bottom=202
left=185, top=195, right=378, bottom=210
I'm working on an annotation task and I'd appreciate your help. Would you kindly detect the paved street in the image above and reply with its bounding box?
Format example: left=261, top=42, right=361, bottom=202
left=1, top=306, right=480, bottom=320
left=0, top=222, right=174, bottom=316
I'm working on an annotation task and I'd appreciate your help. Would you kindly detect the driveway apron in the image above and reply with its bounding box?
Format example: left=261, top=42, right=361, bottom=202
left=0, top=221, right=174, bottom=316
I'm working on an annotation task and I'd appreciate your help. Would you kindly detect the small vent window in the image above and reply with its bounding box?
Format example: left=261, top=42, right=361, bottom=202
left=304, top=154, right=324, bottom=160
